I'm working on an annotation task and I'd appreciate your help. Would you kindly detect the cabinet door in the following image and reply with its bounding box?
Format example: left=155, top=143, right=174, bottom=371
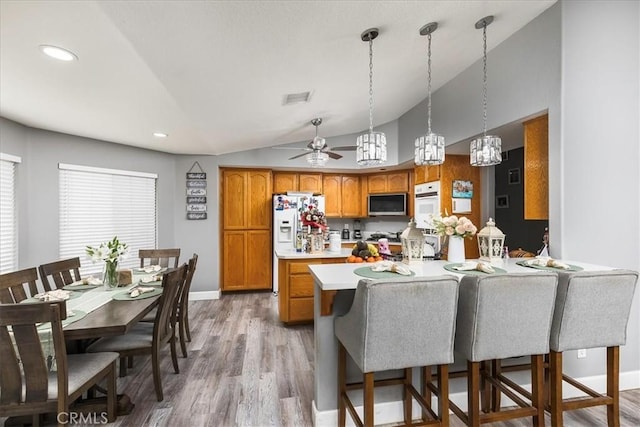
left=247, top=170, right=272, bottom=229
left=426, top=165, right=441, bottom=182
left=387, top=172, right=409, bottom=192
left=222, top=231, right=246, bottom=290
left=273, top=172, right=298, bottom=194
left=524, top=115, right=549, bottom=220
left=414, top=166, right=426, bottom=184
left=341, top=175, right=362, bottom=217
left=323, top=175, right=342, bottom=217
left=223, top=170, right=246, bottom=229
left=298, top=173, right=322, bottom=193
left=367, top=175, right=387, bottom=193
left=245, top=230, right=272, bottom=289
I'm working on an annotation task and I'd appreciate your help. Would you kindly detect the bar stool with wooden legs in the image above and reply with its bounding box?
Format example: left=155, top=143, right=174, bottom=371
left=451, top=273, right=558, bottom=427
left=335, top=276, right=460, bottom=427
left=548, top=269, right=638, bottom=427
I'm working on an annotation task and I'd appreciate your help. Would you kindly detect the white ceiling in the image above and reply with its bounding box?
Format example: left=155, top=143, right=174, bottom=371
left=0, top=1, right=555, bottom=156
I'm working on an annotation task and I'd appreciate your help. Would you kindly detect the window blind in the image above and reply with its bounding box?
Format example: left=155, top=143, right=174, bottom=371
left=59, top=164, right=157, bottom=276
left=0, top=154, right=21, bottom=274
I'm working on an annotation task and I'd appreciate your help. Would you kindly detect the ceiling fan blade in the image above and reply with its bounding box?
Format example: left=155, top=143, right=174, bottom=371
left=272, top=147, right=311, bottom=151
left=288, top=152, right=310, bottom=160
left=326, top=151, right=343, bottom=160
left=329, top=145, right=357, bottom=151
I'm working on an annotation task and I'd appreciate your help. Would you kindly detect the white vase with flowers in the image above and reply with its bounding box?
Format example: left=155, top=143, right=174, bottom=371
left=432, top=214, right=478, bottom=263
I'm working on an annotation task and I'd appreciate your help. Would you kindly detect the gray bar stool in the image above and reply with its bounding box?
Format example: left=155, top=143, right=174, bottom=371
left=335, top=276, right=459, bottom=426
left=548, top=269, right=638, bottom=427
left=452, top=273, right=558, bottom=426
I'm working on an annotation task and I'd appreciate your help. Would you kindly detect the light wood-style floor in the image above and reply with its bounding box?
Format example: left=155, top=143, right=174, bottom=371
left=7, top=292, right=639, bottom=426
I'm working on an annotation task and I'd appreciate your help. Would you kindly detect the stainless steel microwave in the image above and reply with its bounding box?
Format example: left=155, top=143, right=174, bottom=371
left=367, top=193, right=407, bottom=216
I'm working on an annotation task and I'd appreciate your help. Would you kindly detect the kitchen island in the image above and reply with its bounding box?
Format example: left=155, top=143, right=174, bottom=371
left=308, top=258, right=615, bottom=426
left=274, top=248, right=351, bottom=323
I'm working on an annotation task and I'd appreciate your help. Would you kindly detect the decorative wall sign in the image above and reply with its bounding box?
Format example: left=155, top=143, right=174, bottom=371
left=186, top=162, right=207, bottom=220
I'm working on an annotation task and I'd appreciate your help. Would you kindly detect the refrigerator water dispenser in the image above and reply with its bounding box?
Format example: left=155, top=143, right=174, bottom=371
left=278, top=220, right=293, bottom=242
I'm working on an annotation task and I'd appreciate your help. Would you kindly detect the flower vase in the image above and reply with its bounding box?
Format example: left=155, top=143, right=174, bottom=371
left=103, top=260, right=119, bottom=290
left=447, top=235, right=466, bottom=263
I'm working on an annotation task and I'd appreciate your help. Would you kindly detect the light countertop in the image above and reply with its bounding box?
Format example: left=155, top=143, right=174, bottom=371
left=275, top=248, right=352, bottom=259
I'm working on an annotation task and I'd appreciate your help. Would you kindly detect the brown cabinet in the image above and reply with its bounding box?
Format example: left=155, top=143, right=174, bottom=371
left=322, top=174, right=342, bottom=217
left=298, top=173, right=322, bottom=193
left=273, top=172, right=323, bottom=194
left=221, top=169, right=272, bottom=291
left=278, top=257, right=344, bottom=323
left=367, top=172, right=409, bottom=193
left=414, top=165, right=441, bottom=185
left=524, top=115, right=549, bottom=220
left=323, top=174, right=363, bottom=217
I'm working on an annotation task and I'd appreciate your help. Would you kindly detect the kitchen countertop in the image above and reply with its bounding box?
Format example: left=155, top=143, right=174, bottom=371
left=275, top=248, right=352, bottom=259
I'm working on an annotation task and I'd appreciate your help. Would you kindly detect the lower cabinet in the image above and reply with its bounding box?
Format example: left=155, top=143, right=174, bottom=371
left=222, top=230, right=272, bottom=291
left=278, top=257, right=343, bottom=323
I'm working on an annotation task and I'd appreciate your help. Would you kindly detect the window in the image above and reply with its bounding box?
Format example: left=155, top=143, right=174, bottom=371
left=59, top=163, right=157, bottom=276
left=0, top=153, right=21, bottom=274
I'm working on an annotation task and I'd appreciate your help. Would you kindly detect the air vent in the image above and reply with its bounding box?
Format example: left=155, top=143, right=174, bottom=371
left=283, top=91, right=312, bottom=105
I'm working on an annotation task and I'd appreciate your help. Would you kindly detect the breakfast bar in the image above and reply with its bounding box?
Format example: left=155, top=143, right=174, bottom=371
left=308, top=258, right=614, bottom=426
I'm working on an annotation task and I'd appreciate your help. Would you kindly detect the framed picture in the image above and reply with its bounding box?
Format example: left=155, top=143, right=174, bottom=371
left=508, top=168, right=521, bottom=185
left=452, top=180, right=473, bottom=199
left=501, top=151, right=509, bottom=161
left=496, top=195, right=509, bottom=209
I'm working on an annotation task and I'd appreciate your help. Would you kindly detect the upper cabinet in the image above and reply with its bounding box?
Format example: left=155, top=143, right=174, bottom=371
left=367, top=172, right=409, bottom=193
left=222, top=169, right=272, bottom=230
left=524, top=114, right=549, bottom=220
left=273, top=172, right=322, bottom=194
left=414, top=165, right=441, bottom=185
left=323, top=174, right=364, bottom=218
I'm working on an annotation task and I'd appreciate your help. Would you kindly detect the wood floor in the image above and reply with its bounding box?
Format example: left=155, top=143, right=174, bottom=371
left=5, top=292, right=639, bottom=426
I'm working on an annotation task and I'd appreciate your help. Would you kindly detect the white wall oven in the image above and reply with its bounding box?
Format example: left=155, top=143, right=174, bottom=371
left=414, top=181, right=440, bottom=229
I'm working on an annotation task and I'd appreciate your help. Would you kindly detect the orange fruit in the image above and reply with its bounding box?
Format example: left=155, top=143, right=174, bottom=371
left=347, top=255, right=356, bottom=263
left=355, top=257, right=364, bottom=263
left=375, top=256, right=383, bottom=262
left=366, top=257, right=375, bottom=263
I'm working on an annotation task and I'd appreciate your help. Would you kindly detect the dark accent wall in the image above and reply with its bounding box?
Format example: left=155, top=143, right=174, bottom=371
left=494, top=148, right=547, bottom=254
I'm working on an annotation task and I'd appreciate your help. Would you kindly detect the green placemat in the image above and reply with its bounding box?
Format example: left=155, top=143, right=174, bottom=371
left=22, top=291, right=83, bottom=303
left=62, top=282, right=100, bottom=291
left=112, top=287, right=163, bottom=301
left=444, top=263, right=507, bottom=275
left=516, top=260, right=583, bottom=272
left=354, top=266, right=415, bottom=279
left=136, top=278, right=163, bottom=287
left=133, top=267, right=167, bottom=274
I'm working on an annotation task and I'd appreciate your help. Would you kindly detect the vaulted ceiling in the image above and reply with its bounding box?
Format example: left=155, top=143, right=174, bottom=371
left=0, top=1, right=555, bottom=155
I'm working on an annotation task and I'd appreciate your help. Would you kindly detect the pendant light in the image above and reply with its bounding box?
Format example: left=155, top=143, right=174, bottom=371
left=470, top=16, right=502, bottom=167
left=356, top=28, right=387, bottom=166
left=415, top=22, right=445, bottom=166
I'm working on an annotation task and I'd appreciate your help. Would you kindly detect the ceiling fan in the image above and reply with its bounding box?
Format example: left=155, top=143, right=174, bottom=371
left=274, top=118, right=356, bottom=161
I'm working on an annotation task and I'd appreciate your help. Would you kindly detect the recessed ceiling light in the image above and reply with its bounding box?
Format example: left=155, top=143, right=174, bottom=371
left=153, top=132, right=168, bottom=138
left=39, top=45, right=78, bottom=61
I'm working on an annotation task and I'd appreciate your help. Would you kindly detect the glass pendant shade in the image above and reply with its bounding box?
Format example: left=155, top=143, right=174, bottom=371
left=470, top=134, right=502, bottom=166
left=356, top=131, right=387, bottom=166
left=415, top=132, right=445, bottom=166
left=307, top=151, right=329, bottom=167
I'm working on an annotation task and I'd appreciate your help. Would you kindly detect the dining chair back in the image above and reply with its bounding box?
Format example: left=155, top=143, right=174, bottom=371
left=0, top=267, right=40, bottom=303
left=452, top=272, right=558, bottom=427
left=548, top=269, right=638, bottom=427
left=38, top=257, right=82, bottom=291
left=86, top=263, right=188, bottom=401
left=139, top=248, right=180, bottom=269
left=0, top=301, right=119, bottom=426
left=176, top=253, right=198, bottom=356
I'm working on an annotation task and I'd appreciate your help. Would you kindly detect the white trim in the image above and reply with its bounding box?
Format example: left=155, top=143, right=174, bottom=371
left=189, top=290, right=220, bottom=300
left=0, top=153, right=21, bottom=163
left=58, top=162, right=157, bottom=179
left=312, top=370, right=640, bottom=426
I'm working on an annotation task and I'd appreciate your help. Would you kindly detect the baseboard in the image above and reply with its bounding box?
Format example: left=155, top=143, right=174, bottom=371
left=312, top=370, right=640, bottom=426
left=189, top=290, right=220, bottom=300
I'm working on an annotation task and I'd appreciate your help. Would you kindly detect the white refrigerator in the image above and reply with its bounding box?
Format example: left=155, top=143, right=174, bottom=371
left=272, top=193, right=325, bottom=294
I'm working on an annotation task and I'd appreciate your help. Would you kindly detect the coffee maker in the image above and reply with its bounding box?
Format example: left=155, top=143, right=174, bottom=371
left=353, top=219, right=362, bottom=240
left=341, top=224, right=350, bottom=240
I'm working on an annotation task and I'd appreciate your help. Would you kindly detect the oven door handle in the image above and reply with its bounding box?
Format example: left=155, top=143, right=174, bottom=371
left=415, top=191, right=439, bottom=198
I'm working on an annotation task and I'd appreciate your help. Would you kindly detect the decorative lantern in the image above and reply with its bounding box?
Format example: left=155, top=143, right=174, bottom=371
left=401, top=218, right=425, bottom=264
left=477, top=218, right=505, bottom=262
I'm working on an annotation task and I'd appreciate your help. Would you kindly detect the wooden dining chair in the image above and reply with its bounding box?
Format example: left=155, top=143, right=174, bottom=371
left=0, top=301, right=119, bottom=427
left=0, top=267, right=40, bottom=303
left=139, top=248, right=181, bottom=269
left=86, top=264, right=187, bottom=401
left=38, top=257, right=82, bottom=291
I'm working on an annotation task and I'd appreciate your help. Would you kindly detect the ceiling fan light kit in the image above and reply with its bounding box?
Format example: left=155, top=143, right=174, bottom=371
left=470, top=15, right=502, bottom=167
left=415, top=22, right=445, bottom=166
left=356, top=28, right=387, bottom=167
